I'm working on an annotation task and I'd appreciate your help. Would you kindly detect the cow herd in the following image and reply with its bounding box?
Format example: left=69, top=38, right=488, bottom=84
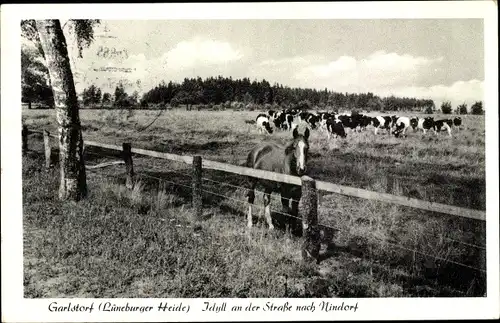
left=255, top=109, right=463, bottom=139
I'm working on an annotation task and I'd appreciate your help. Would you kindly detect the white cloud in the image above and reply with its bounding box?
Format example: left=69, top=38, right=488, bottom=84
left=248, top=55, right=321, bottom=86
left=249, top=51, right=482, bottom=108
left=294, top=50, right=442, bottom=91
left=162, top=38, right=243, bottom=70
left=68, top=37, right=244, bottom=95
left=379, top=79, right=484, bottom=109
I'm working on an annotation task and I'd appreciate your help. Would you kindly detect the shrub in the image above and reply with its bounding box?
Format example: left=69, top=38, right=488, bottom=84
left=471, top=101, right=484, bottom=115
left=246, top=103, right=257, bottom=111
left=456, top=103, right=468, bottom=115
left=441, top=101, right=452, bottom=114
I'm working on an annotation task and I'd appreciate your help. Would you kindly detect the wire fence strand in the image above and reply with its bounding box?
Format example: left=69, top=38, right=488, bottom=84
left=201, top=176, right=301, bottom=204
left=48, top=140, right=487, bottom=274
left=377, top=237, right=486, bottom=273
left=141, top=166, right=192, bottom=179
left=87, top=159, right=487, bottom=251
left=201, top=187, right=313, bottom=223
left=137, top=172, right=193, bottom=190
left=200, top=187, right=485, bottom=273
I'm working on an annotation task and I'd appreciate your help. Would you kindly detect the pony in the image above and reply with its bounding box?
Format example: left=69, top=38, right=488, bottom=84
left=245, top=127, right=310, bottom=230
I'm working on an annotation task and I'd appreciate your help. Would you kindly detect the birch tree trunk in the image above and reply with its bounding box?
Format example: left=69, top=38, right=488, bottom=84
left=35, top=20, right=87, bottom=201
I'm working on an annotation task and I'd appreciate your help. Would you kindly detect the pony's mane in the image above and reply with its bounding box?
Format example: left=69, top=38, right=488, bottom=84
left=284, top=141, right=295, bottom=155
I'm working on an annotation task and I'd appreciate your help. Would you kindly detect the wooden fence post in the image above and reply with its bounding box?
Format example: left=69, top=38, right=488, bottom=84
left=82, top=142, right=86, bottom=161
left=122, top=143, right=134, bottom=189
left=22, top=125, right=28, bottom=155
left=43, top=130, right=52, bottom=169
left=300, top=176, right=320, bottom=263
left=386, top=175, right=394, bottom=194
left=192, top=155, right=203, bottom=219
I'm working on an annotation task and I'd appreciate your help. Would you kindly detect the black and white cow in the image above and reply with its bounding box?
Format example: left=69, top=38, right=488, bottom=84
left=273, top=112, right=295, bottom=131
left=317, top=112, right=335, bottom=132
left=272, top=112, right=286, bottom=130
left=371, top=116, right=392, bottom=135
left=326, top=117, right=346, bottom=139
left=256, top=114, right=273, bottom=134
left=338, top=115, right=359, bottom=132
left=392, top=116, right=411, bottom=138
left=267, top=110, right=277, bottom=120
left=305, top=113, right=320, bottom=130
left=410, top=117, right=419, bottom=131
left=434, top=119, right=452, bottom=136
left=453, top=117, right=462, bottom=131
left=358, top=115, right=372, bottom=131
left=417, top=117, right=435, bottom=134
left=390, top=115, right=399, bottom=129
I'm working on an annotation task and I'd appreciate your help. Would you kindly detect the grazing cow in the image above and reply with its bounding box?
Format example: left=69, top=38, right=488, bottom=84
left=453, top=117, right=463, bottom=131
left=256, top=114, right=273, bottom=134
left=392, top=116, right=411, bottom=138
left=318, top=112, right=335, bottom=132
left=372, top=116, right=392, bottom=135
left=246, top=127, right=310, bottom=231
left=434, top=119, right=452, bottom=136
left=441, top=119, right=454, bottom=128
left=417, top=117, right=435, bottom=134
left=298, top=111, right=310, bottom=122
left=410, top=117, right=419, bottom=130
left=358, top=115, right=372, bottom=131
left=273, top=112, right=288, bottom=130
left=338, top=115, right=359, bottom=132
left=286, top=113, right=296, bottom=130
left=305, top=113, right=320, bottom=130
left=390, top=115, right=399, bottom=128
left=326, top=117, right=346, bottom=139
left=295, top=111, right=320, bottom=130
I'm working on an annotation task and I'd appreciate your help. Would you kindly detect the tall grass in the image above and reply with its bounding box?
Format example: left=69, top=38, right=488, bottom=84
left=22, top=108, right=486, bottom=297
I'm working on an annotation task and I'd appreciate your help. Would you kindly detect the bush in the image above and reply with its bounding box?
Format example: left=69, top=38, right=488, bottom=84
left=456, top=103, right=468, bottom=115
left=441, top=101, right=452, bottom=114
left=231, top=101, right=244, bottom=110
left=223, top=101, right=231, bottom=110
left=471, top=101, right=484, bottom=115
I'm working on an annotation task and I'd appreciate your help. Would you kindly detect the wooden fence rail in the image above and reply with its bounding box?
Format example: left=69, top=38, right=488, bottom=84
left=23, top=126, right=487, bottom=267
left=27, top=127, right=486, bottom=222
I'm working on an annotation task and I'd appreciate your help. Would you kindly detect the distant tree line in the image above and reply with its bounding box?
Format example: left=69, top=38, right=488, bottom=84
left=139, top=76, right=437, bottom=113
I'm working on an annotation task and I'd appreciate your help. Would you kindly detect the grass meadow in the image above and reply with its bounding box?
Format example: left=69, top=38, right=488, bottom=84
left=22, top=107, right=486, bottom=297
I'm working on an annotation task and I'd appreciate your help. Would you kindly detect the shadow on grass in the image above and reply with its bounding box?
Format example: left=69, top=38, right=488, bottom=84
left=319, top=237, right=486, bottom=297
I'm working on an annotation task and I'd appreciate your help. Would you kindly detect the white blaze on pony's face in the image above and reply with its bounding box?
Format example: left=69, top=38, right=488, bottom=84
left=293, top=127, right=310, bottom=176
left=297, top=141, right=306, bottom=174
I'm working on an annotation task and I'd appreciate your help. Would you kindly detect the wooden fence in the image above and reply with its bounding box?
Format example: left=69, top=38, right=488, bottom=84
left=23, top=127, right=487, bottom=264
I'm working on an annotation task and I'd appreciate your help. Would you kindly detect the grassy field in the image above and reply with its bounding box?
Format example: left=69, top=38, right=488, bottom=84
left=22, top=107, right=487, bottom=297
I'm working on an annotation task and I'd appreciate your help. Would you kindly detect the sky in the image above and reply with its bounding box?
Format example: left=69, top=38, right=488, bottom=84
left=58, top=19, right=484, bottom=108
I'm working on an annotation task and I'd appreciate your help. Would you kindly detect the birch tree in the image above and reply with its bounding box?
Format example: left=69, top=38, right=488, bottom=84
left=22, top=19, right=99, bottom=201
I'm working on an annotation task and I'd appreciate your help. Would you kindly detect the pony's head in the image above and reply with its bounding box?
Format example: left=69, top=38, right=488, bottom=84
left=291, top=127, right=310, bottom=176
